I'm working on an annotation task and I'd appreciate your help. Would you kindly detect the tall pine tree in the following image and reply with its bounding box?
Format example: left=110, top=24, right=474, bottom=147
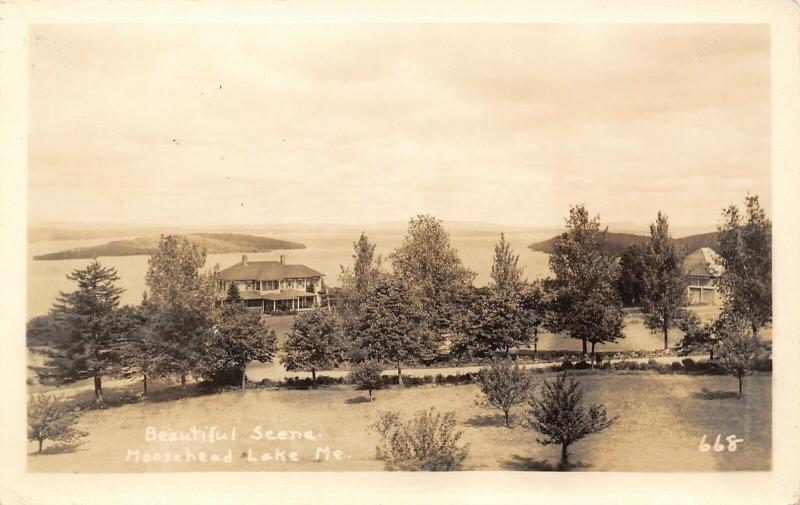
left=44, top=260, right=125, bottom=404
left=490, top=233, right=524, bottom=291
left=337, top=232, right=384, bottom=338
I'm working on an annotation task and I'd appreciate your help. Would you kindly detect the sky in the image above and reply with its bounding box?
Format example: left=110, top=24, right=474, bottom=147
left=28, top=23, right=771, bottom=231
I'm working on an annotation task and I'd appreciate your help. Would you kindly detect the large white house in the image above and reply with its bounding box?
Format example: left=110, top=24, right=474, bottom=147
left=217, top=255, right=324, bottom=313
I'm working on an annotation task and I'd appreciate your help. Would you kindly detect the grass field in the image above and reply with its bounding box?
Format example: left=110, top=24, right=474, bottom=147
left=27, top=372, right=771, bottom=473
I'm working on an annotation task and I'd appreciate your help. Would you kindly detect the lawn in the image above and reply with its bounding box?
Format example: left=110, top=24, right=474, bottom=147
left=27, top=372, right=771, bottom=473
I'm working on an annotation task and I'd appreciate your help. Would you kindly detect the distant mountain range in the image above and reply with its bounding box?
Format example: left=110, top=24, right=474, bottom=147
left=33, top=233, right=305, bottom=261
left=28, top=221, right=555, bottom=242
left=528, top=231, right=719, bottom=256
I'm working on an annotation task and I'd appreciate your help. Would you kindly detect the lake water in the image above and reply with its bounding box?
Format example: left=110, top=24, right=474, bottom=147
left=27, top=230, right=686, bottom=351
left=27, top=231, right=553, bottom=318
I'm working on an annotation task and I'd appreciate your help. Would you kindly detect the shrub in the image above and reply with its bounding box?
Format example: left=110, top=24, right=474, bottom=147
left=370, top=408, right=470, bottom=471
left=646, top=359, right=660, bottom=370
left=27, top=394, right=87, bottom=454
left=681, top=358, right=696, bottom=371
left=475, top=359, right=531, bottom=428
left=689, top=360, right=725, bottom=375
left=283, top=375, right=344, bottom=389
left=613, top=360, right=639, bottom=371
left=348, top=359, right=384, bottom=402
left=558, top=359, right=574, bottom=371
left=574, top=361, right=591, bottom=370
left=670, top=361, right=683, bottom=372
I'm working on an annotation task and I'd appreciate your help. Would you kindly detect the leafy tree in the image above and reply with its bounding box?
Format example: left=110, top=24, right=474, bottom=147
left=716, top=317, right=761, bottom=398
left=337, top=233, right=384, bottom=336
left=27, top=394, right=87, bottom=454
left=475, top=359, right=531, bottom=427
left=716, top=195, right=772, bottom=337
left=144, top=235, right=218, bottom=387
left=42, top=260, right=125, bottom=404
left=281, top=309, right=346, bottom=385
left=641, top=212, right=689, bottom=349
left=526, top=373, right=617, bottom=469
left=201, top=303, right=278, bottom=389
left=390, top=215, right=475, bottom=334
left=351, top=276, right=435, bottom=384
left=348, top=359, right=384, bottom=402
left=370, top=408, right=470, bottom=471
left=547, top=205, right=624, bottom=359
left=225, top=282, right=242, bottom=304
left=520, top=280, right=549, bottom=359
left=447, top=234, right=534, bottom=358
left=452, top=288, right=528, bottom=358
left=114, top=300, right=152, bottom=396
left=490, top=232, right=525, bottom=291
left=617, top=243, right=647, bottom=307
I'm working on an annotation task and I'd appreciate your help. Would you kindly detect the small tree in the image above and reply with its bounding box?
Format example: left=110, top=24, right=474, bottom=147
left=225, top=282, right=242, bottom=304
left=201, top=303, right=278, bottom=389
left=370, top=408, right=470, bottom=471
left=27, top=394, right=87, bottom=454
left=716, top=318, right=760, bottom=398
left=475, top=359, right=531, bottom=427
left=526, top=373, right=617, bottom=469
left=349, top=359, right=384, bottom=401
left=677, top=312, right=718, bottom=360
left=281, top=309, right=346, bottom=385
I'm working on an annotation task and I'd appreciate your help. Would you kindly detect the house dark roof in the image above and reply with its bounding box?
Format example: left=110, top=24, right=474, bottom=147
left=219, top=260, right=324, bottom=281
left=683, top=247, right=723, bottom=277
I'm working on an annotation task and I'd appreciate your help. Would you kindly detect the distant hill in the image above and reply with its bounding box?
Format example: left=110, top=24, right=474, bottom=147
left=33, top=233, right=305, bottom=261
left=528, top=231, right=718, bottom=256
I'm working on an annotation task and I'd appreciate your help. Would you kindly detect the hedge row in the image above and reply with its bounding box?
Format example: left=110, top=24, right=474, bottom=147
left=250, top=356, right=772, bottom=390
left=554, top=357, right=772, bottom=374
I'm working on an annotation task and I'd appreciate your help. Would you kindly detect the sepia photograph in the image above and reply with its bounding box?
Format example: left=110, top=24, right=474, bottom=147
left=1, top=1, right=799, bottom=504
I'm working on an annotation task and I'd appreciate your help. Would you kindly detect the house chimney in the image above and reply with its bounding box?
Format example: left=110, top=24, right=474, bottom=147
left=279, top=255, right=285, bottom=265
left=242, top=255, right=248, bottom=266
